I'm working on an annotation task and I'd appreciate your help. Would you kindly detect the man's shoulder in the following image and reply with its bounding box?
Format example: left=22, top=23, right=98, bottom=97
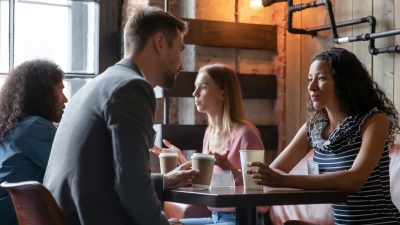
left=78, top=63, right=151, bottom=98
left=100, top=64, right=145, bottom=83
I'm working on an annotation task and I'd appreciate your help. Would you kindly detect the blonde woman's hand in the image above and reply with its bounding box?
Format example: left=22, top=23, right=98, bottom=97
left=209, top=149, right=231, bottom=171
left=150, top=139, right=188, bottom=165
left=150, top=144, right=163, bottom=156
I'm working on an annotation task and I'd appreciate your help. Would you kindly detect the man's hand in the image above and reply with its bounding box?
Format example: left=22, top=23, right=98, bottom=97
left=164, top=161, right=199, bottom=189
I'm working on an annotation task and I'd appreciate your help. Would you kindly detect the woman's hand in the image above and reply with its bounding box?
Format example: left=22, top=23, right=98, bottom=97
left=246, top=162, right=286, bottom=187
left=150, top=144, right=163, bottom=155
left=209, top=149, right=240, bottom=179
left=209, top=149, right=231, bottom=171
left=150, top=139, right=188, bottom=165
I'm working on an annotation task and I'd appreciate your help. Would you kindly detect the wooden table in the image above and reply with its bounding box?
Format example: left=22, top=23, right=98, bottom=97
left=163, top=186, right=347, bottom=225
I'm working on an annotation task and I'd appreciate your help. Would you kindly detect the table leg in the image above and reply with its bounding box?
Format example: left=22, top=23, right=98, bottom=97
left=235, top=206, right=257, bottom=225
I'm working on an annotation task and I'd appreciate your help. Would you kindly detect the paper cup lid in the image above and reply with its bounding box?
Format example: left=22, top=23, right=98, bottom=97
left=239, top=150, right=264, bottom=152
left=191, top=153, right=216, bottom=161
left=159, top=153, right=178, bottom=157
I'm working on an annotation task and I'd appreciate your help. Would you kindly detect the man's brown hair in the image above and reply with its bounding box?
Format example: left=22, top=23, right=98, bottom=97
left=124, top=5, right=188, bottom=54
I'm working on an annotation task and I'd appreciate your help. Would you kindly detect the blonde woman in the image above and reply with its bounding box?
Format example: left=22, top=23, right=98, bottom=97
left=152, top=64, right=267, bottom=225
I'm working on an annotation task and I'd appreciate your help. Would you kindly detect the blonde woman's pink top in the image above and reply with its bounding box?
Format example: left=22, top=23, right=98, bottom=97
left=202, top=123, right=269, bottom=213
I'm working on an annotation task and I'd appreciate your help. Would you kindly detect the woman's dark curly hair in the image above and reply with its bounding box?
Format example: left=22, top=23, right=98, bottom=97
left=0, top=59, right=64, bottom=137
left=307, top=48, right=399, bottom=145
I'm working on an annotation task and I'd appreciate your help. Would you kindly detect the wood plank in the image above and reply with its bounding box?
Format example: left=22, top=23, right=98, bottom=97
left=333, top=0, right=353, bottom=51
left=286, top=0, right=302, bottom=146
left=154, top=124, right=278, bottom=152
left=351, top=0, right=372, bottom=75
left=181, top=18, right=277, bottom=50
left=393, top=0, right=400, bottom=144
left=98, top=0, right=120, bottom=74
left=159, top=72, right=277, bottom=99
left=372, top=0, right=394, bottom=102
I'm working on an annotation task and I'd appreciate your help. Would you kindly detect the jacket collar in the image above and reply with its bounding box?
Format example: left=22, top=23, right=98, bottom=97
left=116, top=58, right=143, bottom=78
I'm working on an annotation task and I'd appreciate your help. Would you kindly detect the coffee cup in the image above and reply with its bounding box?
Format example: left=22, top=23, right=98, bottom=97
left=159, top=152, right=178, bottom=174
left=191, top=153, right=215, bottom=189
left=239, top=150, right=264, bottom=190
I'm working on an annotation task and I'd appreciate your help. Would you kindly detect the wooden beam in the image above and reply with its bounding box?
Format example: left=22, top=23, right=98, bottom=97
left=181, top=18, right=277, bottom=50
left=157, top=72, right=277, bottom=99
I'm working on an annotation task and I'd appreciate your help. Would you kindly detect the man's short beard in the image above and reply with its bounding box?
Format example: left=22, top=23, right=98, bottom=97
left=162, top=71, right=176, bottom=90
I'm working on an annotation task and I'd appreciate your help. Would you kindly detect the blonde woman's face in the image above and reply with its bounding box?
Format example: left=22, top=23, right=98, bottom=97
left=192, top=72, right=224, bottom=114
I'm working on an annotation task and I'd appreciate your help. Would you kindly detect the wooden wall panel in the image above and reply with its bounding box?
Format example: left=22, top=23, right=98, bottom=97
left=334, top=0, right=352, bottom=51
left=285, top=0, right=302, bottom=145
left=351, top=0, right=372, bottom=74
left=372, top=0, right=394, bottom=102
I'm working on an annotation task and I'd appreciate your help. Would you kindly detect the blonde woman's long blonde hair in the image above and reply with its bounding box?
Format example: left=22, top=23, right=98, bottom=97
left=198, top=64, right=259, bottom=137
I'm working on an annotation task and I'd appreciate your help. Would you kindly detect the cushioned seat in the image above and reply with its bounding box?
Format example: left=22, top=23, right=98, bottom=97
left=164, top=201, right=211, bottom=219
left=0, top=181, right=67, bottom=225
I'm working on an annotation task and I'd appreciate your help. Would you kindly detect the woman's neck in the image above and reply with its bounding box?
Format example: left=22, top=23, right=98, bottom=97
left=208, top=112, right=224, bottom=133
left=325, top=108, right=349, bottom=130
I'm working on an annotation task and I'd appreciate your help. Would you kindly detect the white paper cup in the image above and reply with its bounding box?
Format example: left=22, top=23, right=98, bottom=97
left=240, top=150, right=265, bottom=190
left=159, top=152, right=178, bottom=174
left=191, top=153, right=215, bottom=189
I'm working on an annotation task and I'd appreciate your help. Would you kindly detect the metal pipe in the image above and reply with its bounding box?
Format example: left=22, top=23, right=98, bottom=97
left=164, top=0, right=170, bottom=12
left=287, top=0, right=325, bottom=36
left=286, top=0, right=398, bottom=55
left=323, top=0, right=339, bottom=41
left=370, top=28, right=400, bottom=39
left=287, top=0, right=317, bottom=35
left=371, top=46, right=400, bottom=54
left=288, top=1, right=324, bottom=12
left=306, top=17, right=373, bottom=32
left=336, top=29, right=400, bottom=43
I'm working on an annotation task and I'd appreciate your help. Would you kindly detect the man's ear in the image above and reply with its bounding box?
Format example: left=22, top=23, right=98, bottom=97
left=153, top=33, right=165, bottom=54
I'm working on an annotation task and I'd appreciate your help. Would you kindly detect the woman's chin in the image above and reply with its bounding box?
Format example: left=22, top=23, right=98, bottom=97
left=313, top=104, right=324, bottom=111
left=195, top=106, right=203, bottom=112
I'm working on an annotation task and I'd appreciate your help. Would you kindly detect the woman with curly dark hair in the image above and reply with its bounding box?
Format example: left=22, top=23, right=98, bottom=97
left=247, top=48, right=400, bottom=224
left=0, top=59, right=68, bottom=225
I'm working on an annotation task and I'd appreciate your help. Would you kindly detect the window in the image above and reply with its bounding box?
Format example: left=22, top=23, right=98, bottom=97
left=0, top=0, right=120, bottom=77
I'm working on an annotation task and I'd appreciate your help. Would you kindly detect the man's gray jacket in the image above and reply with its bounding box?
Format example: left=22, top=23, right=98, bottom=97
left=43, top=58, right=169, bottom=225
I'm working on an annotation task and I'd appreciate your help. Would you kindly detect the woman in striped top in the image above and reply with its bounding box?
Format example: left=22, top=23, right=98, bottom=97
left=247, top=48, right=400, bottom=224
left=0, top=59, right=68, bottom=225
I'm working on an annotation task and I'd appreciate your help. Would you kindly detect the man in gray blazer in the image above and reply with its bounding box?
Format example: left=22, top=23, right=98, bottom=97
left=43, top=5, right=198, bottom=225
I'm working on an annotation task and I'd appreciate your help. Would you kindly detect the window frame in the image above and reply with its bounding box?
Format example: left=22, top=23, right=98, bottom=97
left=0, top=0, right=121, bottom=78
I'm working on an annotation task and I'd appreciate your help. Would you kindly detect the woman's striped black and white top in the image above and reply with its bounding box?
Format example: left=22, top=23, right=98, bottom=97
left=307, top=108, right=400, bottom=225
